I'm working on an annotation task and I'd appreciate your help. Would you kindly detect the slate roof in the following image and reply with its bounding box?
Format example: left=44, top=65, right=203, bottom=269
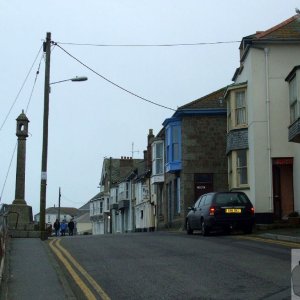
left=78, top=201, right=90, bottom=211
left=178, top=87, right=227, bottom=110
left=240, top=14, right=300, bottom=59
left=100, top=157, right=143, bottom=185
left=255, top=14, right=300, bottom=40
left=74, top=212, right=91, bottom=223
left=45, top=207, right=79, bottom=216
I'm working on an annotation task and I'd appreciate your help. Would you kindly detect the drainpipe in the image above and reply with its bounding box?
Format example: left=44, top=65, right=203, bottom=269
left=264, top=48, right=273, bottom=212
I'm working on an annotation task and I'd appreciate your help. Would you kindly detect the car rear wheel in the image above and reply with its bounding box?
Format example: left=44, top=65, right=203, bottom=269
left=243, top=225, right=253, bottom=234
left=201, top=220, right=209, bottom=236
left=186, top=220, right=193, bottom=235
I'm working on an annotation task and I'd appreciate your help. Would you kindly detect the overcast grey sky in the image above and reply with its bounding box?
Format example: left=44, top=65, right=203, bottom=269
left=0, top=1, right=298, bottom=215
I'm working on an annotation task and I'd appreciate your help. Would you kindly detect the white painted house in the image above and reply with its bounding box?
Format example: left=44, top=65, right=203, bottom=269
left=34, top=207, right=78, bottom=226
left=226, top=14, right=300, bottom=223
left=150, top=130, right=165, bottom=230
left=91, top=156, right=143, bottom=235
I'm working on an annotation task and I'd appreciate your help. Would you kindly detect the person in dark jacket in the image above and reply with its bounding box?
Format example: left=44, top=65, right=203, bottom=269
left=53, top=219, right=60, bottom=237
left=68, top=219, right=75, bottom=236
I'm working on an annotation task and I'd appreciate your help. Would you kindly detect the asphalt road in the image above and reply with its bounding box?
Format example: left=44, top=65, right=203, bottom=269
left=57, top=232, right=292, bottom=300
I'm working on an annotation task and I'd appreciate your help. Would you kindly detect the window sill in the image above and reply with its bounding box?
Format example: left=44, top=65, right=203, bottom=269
left=230, top=186, right=250, bottom=191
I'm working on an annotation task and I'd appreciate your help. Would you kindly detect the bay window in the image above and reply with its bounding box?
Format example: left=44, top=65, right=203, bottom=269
left=237, top=150, right=248, bottom=185
left=235, top=91, right=247, bottom=126
left=289, top=76, right=298, bottom=123
left=152, top=141, right=164, bottom=175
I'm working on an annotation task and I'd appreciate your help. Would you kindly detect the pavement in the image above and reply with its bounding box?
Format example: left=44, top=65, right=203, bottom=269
left=254, top=225, right=300, bottom=243
left=0, top=226, right=299, bottom=299
left=0, top=237, right=76, bottom=300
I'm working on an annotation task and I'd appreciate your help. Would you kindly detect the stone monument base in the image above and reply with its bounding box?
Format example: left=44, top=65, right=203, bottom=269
left=7, top=204, right=33, bottom=230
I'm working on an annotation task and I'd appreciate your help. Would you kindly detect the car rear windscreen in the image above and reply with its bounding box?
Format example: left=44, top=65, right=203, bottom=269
left=215, top=193, right=250, bottom=206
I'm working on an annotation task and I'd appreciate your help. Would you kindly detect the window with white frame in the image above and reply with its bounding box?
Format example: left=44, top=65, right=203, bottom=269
left=100, top=201, right=103, bottom=214
left=289, top=76, right=298, bottom=123
left=235, top=91, right=247, bottom=126
left=106, top=197, right=109, bottom=210
left=236, top=150, right=248, bottom=185
left=152, top=141, right=164, bottom=175
left=227, top=98, right=232, bottom=131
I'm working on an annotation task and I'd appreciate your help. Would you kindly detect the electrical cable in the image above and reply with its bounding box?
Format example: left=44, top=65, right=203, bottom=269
left=25, top=53, right=44, bottom=113
left=55, top=40, right=241, bottom=47
left=54, top=43, right=176, bottom=112
left=0, top=51, right=43, bottom=203
left=61, top=193, right=86, bottom=205
left=0, top=142, right=17, bottom=203
left=0, top=45, right=43, bottom=132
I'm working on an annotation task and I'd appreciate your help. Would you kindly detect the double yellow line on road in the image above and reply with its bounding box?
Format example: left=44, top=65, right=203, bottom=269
left=49, top=238, right=111, bottom=300
left=236, top=235, right=300, bottom=248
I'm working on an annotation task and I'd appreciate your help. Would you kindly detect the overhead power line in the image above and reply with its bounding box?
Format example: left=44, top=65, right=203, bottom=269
left=54, top=43, right=176, bottom=112
left=0, top=45, right=43, bottom=132
left=0, top=47, right=43, bottom=203
left=55, top=40, right=241, bottom=47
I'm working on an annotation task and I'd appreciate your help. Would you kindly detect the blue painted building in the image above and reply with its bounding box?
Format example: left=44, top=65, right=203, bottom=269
left=158, top=87, right=228, bottom=229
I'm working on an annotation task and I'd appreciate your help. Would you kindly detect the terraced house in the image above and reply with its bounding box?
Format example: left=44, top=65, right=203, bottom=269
left=90, top=156, right=142, bottom=234
left=90, top=14, right=300, bottom=233
left=155, top=88, right=228, bottom=230
left=226, top=13, right=300, bottom=223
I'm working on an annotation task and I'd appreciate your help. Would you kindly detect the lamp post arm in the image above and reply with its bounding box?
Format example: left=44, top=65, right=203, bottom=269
left=50, top=76, right=88, bottom=85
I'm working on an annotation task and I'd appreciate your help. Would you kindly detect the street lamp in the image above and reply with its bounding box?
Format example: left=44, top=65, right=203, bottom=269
left=40, top=32, right=88, bottom=240
left=50, top=76, right=88, bottom=85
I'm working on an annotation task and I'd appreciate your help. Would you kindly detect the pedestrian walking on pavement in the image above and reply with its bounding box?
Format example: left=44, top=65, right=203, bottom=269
left=53, top=219, right=60, bottom=237
left=60, top=220, right=67, bottom=236
left=68, top=219, right=75, bottom=236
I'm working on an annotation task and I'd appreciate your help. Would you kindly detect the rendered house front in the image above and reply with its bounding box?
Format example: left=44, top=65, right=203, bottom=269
left=134, top=130, right=156, bottom=231
left=151, top=129, right=165, bottom=230
left=226, top=14, right=300, bottom=222
left=91, top=156, right=143, bottom=234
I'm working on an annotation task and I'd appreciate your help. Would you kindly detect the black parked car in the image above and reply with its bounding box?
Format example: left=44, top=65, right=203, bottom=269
left=186, top=192, right=255, bottom=236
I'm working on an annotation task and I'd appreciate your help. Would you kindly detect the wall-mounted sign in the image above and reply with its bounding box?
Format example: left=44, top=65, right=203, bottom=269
left=273, top=158, right=293, bottom=165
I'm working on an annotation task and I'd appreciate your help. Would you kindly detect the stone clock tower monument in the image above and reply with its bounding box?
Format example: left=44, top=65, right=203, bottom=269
left=8, top=111, right=33, bottom=230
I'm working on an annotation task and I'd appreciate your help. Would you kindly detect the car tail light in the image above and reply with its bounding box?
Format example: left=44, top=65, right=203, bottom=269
left=209, top=206, right=215, bottom=216
left=250, top=207, right=255, bottom=215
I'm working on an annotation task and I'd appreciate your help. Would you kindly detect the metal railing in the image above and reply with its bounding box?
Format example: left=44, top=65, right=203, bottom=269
left=0, top=205, right=9, bottom=283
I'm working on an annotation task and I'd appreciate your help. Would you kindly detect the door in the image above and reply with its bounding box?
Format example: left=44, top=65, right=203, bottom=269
left=194, top=173, right=213, bottom=201
left=272, top=158, right=294, bottom=220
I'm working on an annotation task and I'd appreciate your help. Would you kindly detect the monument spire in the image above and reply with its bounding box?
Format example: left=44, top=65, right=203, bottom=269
left=13, top=110, right=29, bottom=205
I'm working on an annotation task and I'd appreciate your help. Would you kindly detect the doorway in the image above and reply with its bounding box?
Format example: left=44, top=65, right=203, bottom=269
left=272, top=158, right=294, bottom=220
left=194, top=173, right=213, bottom=202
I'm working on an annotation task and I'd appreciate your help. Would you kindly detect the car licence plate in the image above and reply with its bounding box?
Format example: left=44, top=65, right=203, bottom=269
left=225, top=208, right=241, bottom=213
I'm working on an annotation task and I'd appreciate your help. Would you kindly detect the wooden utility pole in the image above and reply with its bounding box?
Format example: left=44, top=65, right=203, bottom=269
left=58, top=187, right=61, bottom=221
left=39, top=32, right=51, bottom=240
